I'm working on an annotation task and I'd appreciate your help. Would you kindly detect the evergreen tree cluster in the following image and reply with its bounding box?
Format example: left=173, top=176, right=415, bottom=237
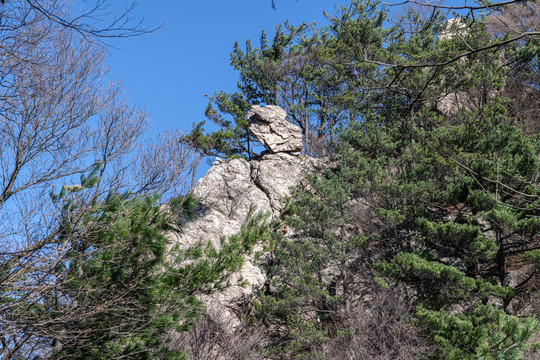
left=196, top=1, right=539, bottom=359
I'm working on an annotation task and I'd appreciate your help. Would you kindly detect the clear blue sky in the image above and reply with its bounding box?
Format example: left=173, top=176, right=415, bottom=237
left=106, top=0, right=346, bottom=134
left=104, top=0, right=349, bottom=180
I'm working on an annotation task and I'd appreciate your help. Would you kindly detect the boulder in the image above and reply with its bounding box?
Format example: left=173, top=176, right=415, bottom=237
left=248, top=105, right=303, bottom=153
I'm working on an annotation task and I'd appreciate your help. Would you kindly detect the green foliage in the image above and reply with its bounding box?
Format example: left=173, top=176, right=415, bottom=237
left=183, top=91, right=256, bottom=159
left=523, top=249, right=540, bottom=268
left=252, top=2, right=540, bottom=358
left=418, top=305, right=538, bottom=360
left=343, top=95, right=540, bottom=358
left=47, top=173, right=273, bottom=359
left=50, top=191, right=192, bottom=359
left=188, top=15, right=372, bottom=158
left=254, top=167, right=371, bottom=357
left=375, top=252, right=512, bottom=303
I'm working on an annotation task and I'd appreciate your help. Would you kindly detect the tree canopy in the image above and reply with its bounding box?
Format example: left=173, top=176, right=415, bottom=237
left=213, top=0, right=540, bottom=358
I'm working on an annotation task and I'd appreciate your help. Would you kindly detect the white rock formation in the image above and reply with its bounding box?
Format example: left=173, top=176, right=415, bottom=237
left=438, top=18, right=467, bottom=41
left=170, top=105, right=321, bottom=325
left=248, top=105, right=303, bottom=153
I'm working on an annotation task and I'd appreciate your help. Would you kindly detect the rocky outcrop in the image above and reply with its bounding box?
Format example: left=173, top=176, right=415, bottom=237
left=438, top=18, right=466, bottom=41
left=435, top=90, right=498, bottom=117
left=248, top=105, right=303, bottom=153
left=433, top=18, right=501, bottom=117
left=170, top=105, right=322, bottom=325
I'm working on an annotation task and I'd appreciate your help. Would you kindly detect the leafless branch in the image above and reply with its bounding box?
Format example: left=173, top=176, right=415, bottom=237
left=22, top=0, right=159, bottom=40
left=386, top=0, right=530, bottom=11
left=0, top=1, right=196, bottom=357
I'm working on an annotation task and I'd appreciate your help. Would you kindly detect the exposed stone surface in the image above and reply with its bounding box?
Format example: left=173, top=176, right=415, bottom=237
left=170, top=154, right=322, bottom=325
left=193, top=158, right=271, bottom=224
left=438, top=18, right=467, bottom=41
left=169, top=108, right=322, bottom=325
left=248, top=105, right=303, bottom=153
left=436, top=92, right=469, bottom=116
left=251, top=152, right=320, bottom=215
left=436, top=90, right=498, bottom=117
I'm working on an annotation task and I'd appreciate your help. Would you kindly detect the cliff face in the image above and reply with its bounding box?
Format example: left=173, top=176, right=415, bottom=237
left=169, top=105, right=323, bottom=324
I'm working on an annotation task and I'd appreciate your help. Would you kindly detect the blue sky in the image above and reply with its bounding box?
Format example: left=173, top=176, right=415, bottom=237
left=103, top=0, right=462, bottom=182
left=103, top=0, right=352, bottom=179
left=106, top=1, right=346, bottom=136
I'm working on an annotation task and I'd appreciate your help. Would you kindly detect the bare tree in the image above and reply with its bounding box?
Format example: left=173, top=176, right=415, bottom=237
left=1, top=0, right=156, bottom=40
left=0, top=1, right=196, bottom=358
left=316, top=291, right=434, bottom=360
left=170, top=310, right=266, bottom=360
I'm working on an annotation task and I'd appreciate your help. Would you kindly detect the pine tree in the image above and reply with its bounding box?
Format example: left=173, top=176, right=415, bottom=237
left=184, top=20, right=364, bottom=159
left=38, top=170, right=274, bottom=359
left=255, top=1, right=540, bottom=358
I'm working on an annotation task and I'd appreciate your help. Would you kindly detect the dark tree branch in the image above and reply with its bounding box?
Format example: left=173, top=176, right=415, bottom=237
left=386, top=0, right=530, bottom=11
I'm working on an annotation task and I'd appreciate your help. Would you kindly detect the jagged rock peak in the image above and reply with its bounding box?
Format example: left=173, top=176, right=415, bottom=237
left=248, top=105, right=303, bottom=153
